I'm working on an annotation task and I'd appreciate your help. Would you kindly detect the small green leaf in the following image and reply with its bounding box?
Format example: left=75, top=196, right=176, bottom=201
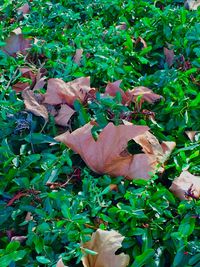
left=131, top=249, right=154, bottom=267
left=36, top=256, right=51, bottom=264
left=82, top=248, right=98, bottom=256
left=189, top=253, right=200, bottom=265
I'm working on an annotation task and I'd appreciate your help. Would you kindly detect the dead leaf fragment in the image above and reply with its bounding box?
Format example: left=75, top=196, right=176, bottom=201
left=185, top=0, right=200, bottom=10
left=131, top=86, right=162, bottom=106
left=105, top=80, right=129, bottom=105
left=115, top=22, right=127, bottom=30
left=54, top=104, right=75, bottom=127
left=170, top=171, right=200, bottom=200
left=81, top=229, right=130, bottom=267
left=13, top=67, right=46, bottom=93
left=185, top=131, right=197, bottom=142
left=164, top=47, right=174, bottom=67
left=17, top=3, right=30, bottom=15
left=11, top=236, right=27, bottom=243
left=135, top=36, right=147, bottom=49
left=2, top=28, right=31, bottom=56
left=56, top=259, right=68, bottom=267
left=22, top=89, right=48, bottom=122
left=105, top=81, right=162, bottom=107
left=73, top=48, right=83, bottom=65
left=44, top=77, right=92, bottom=106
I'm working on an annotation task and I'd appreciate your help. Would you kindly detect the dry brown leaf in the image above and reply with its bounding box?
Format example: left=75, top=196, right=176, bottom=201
left=105, top=81, right=162, bottom=107
left=105, top=80, right=129, bottom=105
left=17, top=3, right=30, bottom=15
left=32, top=69, right=46, bottom=91
left=81, top=229, right=130, bottom=267
left=54, top=104, right=75, bottom=127
left=130, top=86, right=162, bottom=106
left=11, top=236, right=27, bottom=243
left=73, top=48, right=83, bottom=65
left=13, top=68, right=34, bottom=92
left=2, top=28, right=31, bottom=56
left=55, top=122, right=164, bottom=179
left=185, top=131, right=197, bottom=141
left=56, top=121, right=175, bottom=179
left=22, top=89, right=48, bottom=122
left=185, top=0, right=200, bottom=10
left=164, top=47, right=175, bottom=67
left=13, top=68, right=46, bottom=92
left=115, top=22, right=127, bottom=30
left=56, top=259, right=68, bottom=267
left=135, top=36, right=147, bottom=49
left=170, top=171, right=200, bottom=200
left=44, top=77, right=92, bottom=106
left=133, top=131, right=176, bottom=175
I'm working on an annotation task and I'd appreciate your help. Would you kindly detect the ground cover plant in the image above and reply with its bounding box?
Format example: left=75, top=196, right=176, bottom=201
left=0, top=0, right=200, bottom=266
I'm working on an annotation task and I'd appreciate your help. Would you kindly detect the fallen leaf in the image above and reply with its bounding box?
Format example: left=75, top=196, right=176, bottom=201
left=55, top=122, right=150, bottom=179
left=22, top=89, right=48, bottom=122
left=11, top=236, right=27, bottom=243
left=81, top=229, right=130, bottom=267
left=56, top=259, right=68, bottom=267
left=2, top=28, right=31, bottom=56
left=135, top=36, right=147, bottom=49
left=184, top=0, right=200, bottom=10
left=130, top=86, right=162, bottom=108
left=12, top=68, right=35, bottom=92
left=105, top=80, right=129, bottom=105
left=56, top=122, right=175, bottom=179
left=54, top=104, right=75, bottom=127
left=44, top=77, right=92, bottom=106
left=73, top=48, right=83, bottom=65
left=6, top=192, right=28, bottom=206
left=133, top=130, right=176, bottom=176
left=164, top=47, right=174, bottom=67
left=25, top=212, right=33, bottom=221
left=105, top=81, right=162, bottom=108
left=32, top=69, right=46, bottom=91
left=17, top=3, right=30, bottom=15
left=115, top=22, right=127, bottom=30
left=13, top=68, right=46, bottom=92
left=170, top=171, right=200, bottom=200
left=185, top=131, right=197, bottom=141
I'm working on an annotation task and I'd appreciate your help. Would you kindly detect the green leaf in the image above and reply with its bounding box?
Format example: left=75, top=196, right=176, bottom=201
left=189, top=253, right=200, bottom=265
left=82, top=248, right=98, bottom=256
left=36, top=256, right=51, bottom=264
left=6, top=241, right=20, bottom=253
left=21, top=154, right=41, bottom=169
left=61, top=204, right=71, bottom=219
left=25, top=133, right=58, bottom=144
left=131, top=249, right=154, bottom=267
left=178, top=216, right=195, bottom=237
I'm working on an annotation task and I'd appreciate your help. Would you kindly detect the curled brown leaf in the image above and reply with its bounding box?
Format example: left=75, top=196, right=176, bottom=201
left=73, top=48, right=83, bottom=65
left=17, top=3, right=30, bottom=15
left=44, top=77, right=93, bottom=106
left=185, top=131, right=197, bottom=142
left=13, top=68, right=46, bottom=92
left=184, top=0, right=200, bottom=10
left=2, top=28, right=31, bottom=56
left=164, top=47, right=175, bottom=67
left=105, top=81, right=162, bottom=107
left=170, top=171, right=200, bottom=200
left=22, top=89, right=48, bottom=123
left=81, top=229, right=130, bottom=267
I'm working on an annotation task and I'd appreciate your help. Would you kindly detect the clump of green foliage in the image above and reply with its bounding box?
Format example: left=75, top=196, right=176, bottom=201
left=0, top=0, right=200, bottom=266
